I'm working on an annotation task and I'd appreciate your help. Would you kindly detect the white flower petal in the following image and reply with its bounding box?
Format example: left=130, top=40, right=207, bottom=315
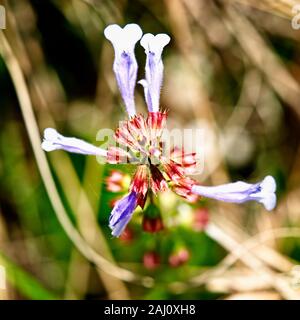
left=41, top=140, right=59, bottom=152
left=260, top=175, right=276, bottom=193
left=123, top=24, right=143, bottom=44
left=104, top=24, right=122, bottom=42
left=44, top=128, right=60, bottom=141
left=41, top=128, right=107, bottom=157
left=104, top=23, right=142, bottom=54
left=140, top=33, right=170, bottom=57
left=259, top=193, right=277, bottom=211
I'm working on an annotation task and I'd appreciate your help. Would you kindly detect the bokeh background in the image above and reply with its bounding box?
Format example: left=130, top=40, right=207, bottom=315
left=1, top=0, right=300, bottom=300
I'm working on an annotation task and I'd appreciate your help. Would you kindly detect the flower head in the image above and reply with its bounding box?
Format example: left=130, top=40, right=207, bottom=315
left=109, top=111, right=167, bottom=165
left=107, top=111, right=199, bottom=206
left=41, top=23, right=277, bottom=238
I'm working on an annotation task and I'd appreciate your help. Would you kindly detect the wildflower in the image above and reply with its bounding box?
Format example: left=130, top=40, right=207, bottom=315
left=41, top=23, right=277, bottom=237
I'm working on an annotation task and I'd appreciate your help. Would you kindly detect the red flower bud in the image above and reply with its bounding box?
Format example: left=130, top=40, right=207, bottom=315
left=142, top=215, right=164, bottom=233
left=168, top=249, right=190, bottom=267
left=194, top=208, right=209, bottom=231
left=143, top=251, right=160, bottom=270
left=119, top=226, right=134, bottom=243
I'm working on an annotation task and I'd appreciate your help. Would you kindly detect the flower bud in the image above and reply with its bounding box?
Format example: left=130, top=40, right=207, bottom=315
left=193, top=208, right=210, bottom=231
left=143, top=251, right=160, bottom=270
left=119, top=226, right=134, bottom=243
left=142, top=204, right=164, bottom=233
left=168, top=248, right=190, bottom=267
left=142, top=215, right=164, bottom=233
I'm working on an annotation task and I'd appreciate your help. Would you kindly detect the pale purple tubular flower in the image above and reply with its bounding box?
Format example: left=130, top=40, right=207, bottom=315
left=139, top=33, right=170, bottom=112
left=104, top=24, right=143, bottom=117
left=109, top=191, right=138, bottom=237
left=41, top=128, right=107, bottom=157
left=191, top=175, right=276, bottom=211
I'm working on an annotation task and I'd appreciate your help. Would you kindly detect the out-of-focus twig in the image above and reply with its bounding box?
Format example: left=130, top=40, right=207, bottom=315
left=169, top=224, right=300, bottom=295
left=227, top=0, right=299, bottom=19
left=223, top=4, right=300, bottom=119
left=205, top=222, right=300, bottom=299
left=64, top=249, right=91, bottom=299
